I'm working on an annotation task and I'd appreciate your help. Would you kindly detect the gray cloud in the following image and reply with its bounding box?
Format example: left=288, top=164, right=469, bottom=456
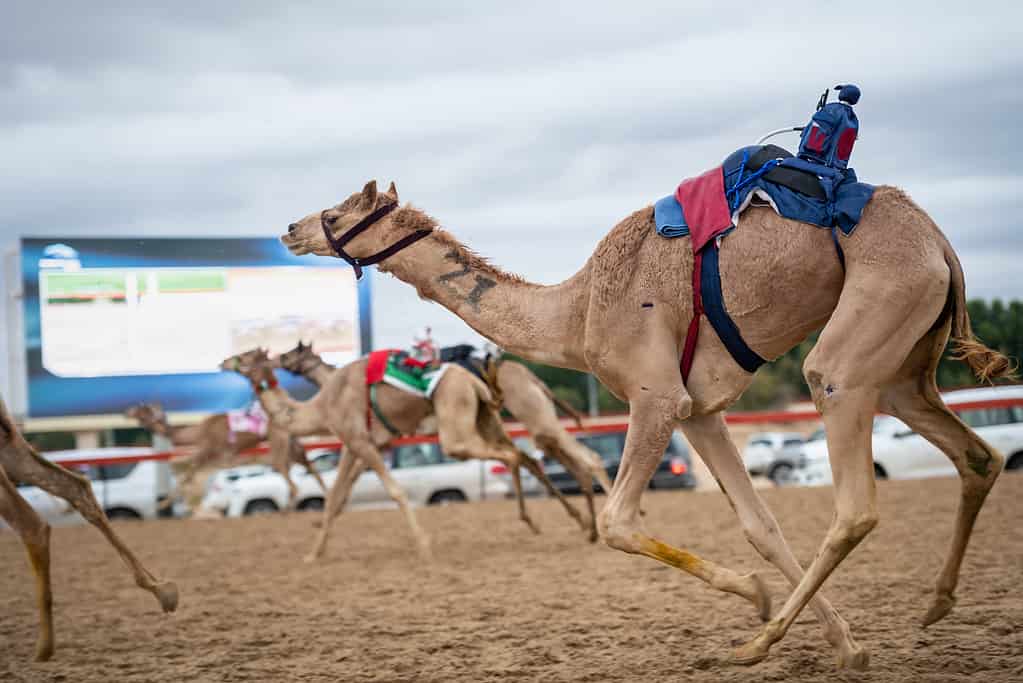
left=3, top=1, right=1022, bottom=404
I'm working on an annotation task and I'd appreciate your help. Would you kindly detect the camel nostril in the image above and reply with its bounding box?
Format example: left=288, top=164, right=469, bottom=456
left=288, top=223, right=298, bottom=233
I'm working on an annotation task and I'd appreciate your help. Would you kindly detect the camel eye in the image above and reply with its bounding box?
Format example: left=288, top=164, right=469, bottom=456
left=325, top=214, right=338, bottom=226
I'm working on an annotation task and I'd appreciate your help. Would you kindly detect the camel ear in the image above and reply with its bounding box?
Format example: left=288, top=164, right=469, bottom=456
left=361, top=180, right=378, bottom=207
left=387, top=181, right=398, bottom=200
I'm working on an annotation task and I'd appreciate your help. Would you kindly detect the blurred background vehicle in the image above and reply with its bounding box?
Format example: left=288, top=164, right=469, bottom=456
left=741, top=432, right=807, bottom=484
left=4, top=450, right=181, bottom=527
left=795, top=385, right=1023, bottom=486
left=200, top=442, right=541, bottom=517
left=541, top=431, right=696, bottom=493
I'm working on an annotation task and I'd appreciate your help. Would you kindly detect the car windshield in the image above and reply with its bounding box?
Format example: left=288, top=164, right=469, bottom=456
left=807, top=427, right=826, bottom=442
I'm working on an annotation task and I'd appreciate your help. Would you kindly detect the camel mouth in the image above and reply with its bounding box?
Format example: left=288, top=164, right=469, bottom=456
left=279, top=232, right=311, bottom=255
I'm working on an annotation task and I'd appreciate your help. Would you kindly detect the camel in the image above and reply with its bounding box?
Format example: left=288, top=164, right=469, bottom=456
left=0, top=395, right=177, bottom=661
left=277, top=341, right=614, bottom=540
left=126, top=351, right=327, bottom=512
left=279, top=179, right=1013, bottom=669
left=222, top=349, right=587, bottom=562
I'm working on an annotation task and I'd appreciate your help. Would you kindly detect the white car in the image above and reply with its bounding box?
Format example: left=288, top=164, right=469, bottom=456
left=5, top=451, right=180, bottom=527
left=201, top=441, right=539, bottom=517
left=741, top=432, right=806, bottom=482
left=795, top=385, right=1023, bottom=486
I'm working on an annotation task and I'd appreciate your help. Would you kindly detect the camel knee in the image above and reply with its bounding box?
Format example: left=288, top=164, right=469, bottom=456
left=833, top=511, right=879, bottom=549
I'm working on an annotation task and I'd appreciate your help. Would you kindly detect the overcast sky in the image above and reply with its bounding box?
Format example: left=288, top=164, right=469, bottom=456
left=2, top=1, right=1022, bottom=403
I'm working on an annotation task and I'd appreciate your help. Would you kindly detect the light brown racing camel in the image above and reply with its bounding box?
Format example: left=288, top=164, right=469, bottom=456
left=0, top=395, right=177, bottom=661
left=280, top=180, right=1014, bottom=669
left=277, top=341, right=614, bottom=540
left=126, top=351, right=327, bottom=511
left=223, top=349, right=587, bottom=562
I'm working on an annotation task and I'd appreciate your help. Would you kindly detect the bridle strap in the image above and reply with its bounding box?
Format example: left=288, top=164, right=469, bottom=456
left=320, top=201, right=430, bottom=279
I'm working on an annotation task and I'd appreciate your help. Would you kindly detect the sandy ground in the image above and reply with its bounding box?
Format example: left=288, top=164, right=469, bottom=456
left=2, top=474, right=1022, bottom=682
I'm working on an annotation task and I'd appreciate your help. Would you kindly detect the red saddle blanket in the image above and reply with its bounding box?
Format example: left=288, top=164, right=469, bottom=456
left=673, top=165, right=732, bottom=253
left=365, top=349, right=400, bottom=385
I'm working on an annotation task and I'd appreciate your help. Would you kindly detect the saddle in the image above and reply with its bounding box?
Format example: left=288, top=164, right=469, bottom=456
left=654, top=84, right=875, bottom=382
left=439, top=345, right=504, bottom=410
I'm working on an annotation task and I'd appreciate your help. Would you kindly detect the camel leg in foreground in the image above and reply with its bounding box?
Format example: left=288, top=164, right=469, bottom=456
left=0, top=463, right=54, bottom=661
left=598, top=384, right=772, bottom=620
left=732, top=269, right=952, bottom=665
left=1, top=421, right=179, bottom=616
left=6, top=449, right=180, bottom=614
left=879, top=324, right=1004, bottom=627
left=681, top=412, right=864, bottom=664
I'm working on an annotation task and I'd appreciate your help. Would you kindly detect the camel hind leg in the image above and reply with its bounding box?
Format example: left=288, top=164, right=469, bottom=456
left=5, top=445, right=178, bottom=614
left=733, top=266, right=948, bottom=667
left=879, top=322, right=1004, bottom=627
left=0, top=464, right=54, bottom=661
left=532, top=435, right=598, bottom=541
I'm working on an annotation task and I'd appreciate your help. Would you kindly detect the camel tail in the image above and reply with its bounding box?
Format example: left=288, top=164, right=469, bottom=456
left=943, top=244, right=1018, bottom=382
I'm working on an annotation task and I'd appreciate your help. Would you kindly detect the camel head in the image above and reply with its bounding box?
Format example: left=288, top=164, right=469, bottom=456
left=248, top=363, right=279, bottom=393
left=281, top=180, right=421, bottom=266
left=277, top=340, right=320, bottom=375
left=220, top=347, right=272, bottom=376
left=125, top=402, right=167, bottom=429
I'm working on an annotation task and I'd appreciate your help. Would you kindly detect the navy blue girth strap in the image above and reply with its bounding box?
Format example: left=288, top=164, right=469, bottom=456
left=699, top=241, right=767, bottom=375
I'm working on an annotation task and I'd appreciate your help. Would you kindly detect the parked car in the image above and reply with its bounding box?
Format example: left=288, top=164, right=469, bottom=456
left=200, top=441, right=540, bottom=517
left=5, top=451, right=180, bottom=527
left=794, top=385, right=1023, bottom=486
left=541, top=430, right=696, bottom=493
left=741, top=432, right=806, bottom=483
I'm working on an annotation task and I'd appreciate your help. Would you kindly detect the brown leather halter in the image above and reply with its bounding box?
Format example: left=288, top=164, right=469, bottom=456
left=320, top=201, right=430, bottom=279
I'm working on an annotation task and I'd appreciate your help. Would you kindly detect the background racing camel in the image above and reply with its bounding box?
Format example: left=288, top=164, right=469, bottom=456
left=279, top=179, right=1013, bottom=669
left=223, top=350, right=587, bottom=562
left=277, top=340, right=614, bottom=541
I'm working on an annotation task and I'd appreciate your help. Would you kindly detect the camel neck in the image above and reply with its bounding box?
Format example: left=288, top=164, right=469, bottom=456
left=378, top=211, right=591, bottom=370
left=303, top=359, right=335, bottom=388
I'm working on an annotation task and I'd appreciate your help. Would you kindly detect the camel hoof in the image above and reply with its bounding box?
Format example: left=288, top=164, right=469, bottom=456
left=837, top=646, right=870, bottom=670
left=922, top=592, right=956, bottom=627
left=731, top=639, right=770, bottom=666
left=34, top=641, right=55, bottom=662
left=747, top=572, right=773, bottom=622
left=155, top=581, right=179, bottom=613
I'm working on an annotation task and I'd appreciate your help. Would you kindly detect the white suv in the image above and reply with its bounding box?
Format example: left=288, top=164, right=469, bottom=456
left=201, top=442, right=538, bottom=517
left=795, top=385, right=1023, bottom=485
left=741, top=432, right=806, bottom=483
left=7, top=450, right=180, bottom=526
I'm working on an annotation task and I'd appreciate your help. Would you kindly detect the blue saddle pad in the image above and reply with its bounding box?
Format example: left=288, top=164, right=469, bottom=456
left=654, top=194, right=689, bottom=238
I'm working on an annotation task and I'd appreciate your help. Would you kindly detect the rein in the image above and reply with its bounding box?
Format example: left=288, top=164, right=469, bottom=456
left=320, top=201, right=431, bottom=279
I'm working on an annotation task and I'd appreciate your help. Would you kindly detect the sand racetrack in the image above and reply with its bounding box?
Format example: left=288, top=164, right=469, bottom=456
left=3, top=474, right=1022, bottom=682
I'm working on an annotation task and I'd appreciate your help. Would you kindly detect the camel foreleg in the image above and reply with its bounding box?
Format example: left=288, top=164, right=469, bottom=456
left=6, top=445, right=178, bottom=614
left=598, top=391, right=771, bottom=621
left=681, top=411, right=865, bottom=667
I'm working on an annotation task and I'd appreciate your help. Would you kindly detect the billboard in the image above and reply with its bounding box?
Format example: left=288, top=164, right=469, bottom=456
left=21, top=237, right=371, bottom=418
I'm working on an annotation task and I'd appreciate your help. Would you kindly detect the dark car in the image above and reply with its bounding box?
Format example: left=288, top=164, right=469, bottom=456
left=542, top=430, right=696, bottom=493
